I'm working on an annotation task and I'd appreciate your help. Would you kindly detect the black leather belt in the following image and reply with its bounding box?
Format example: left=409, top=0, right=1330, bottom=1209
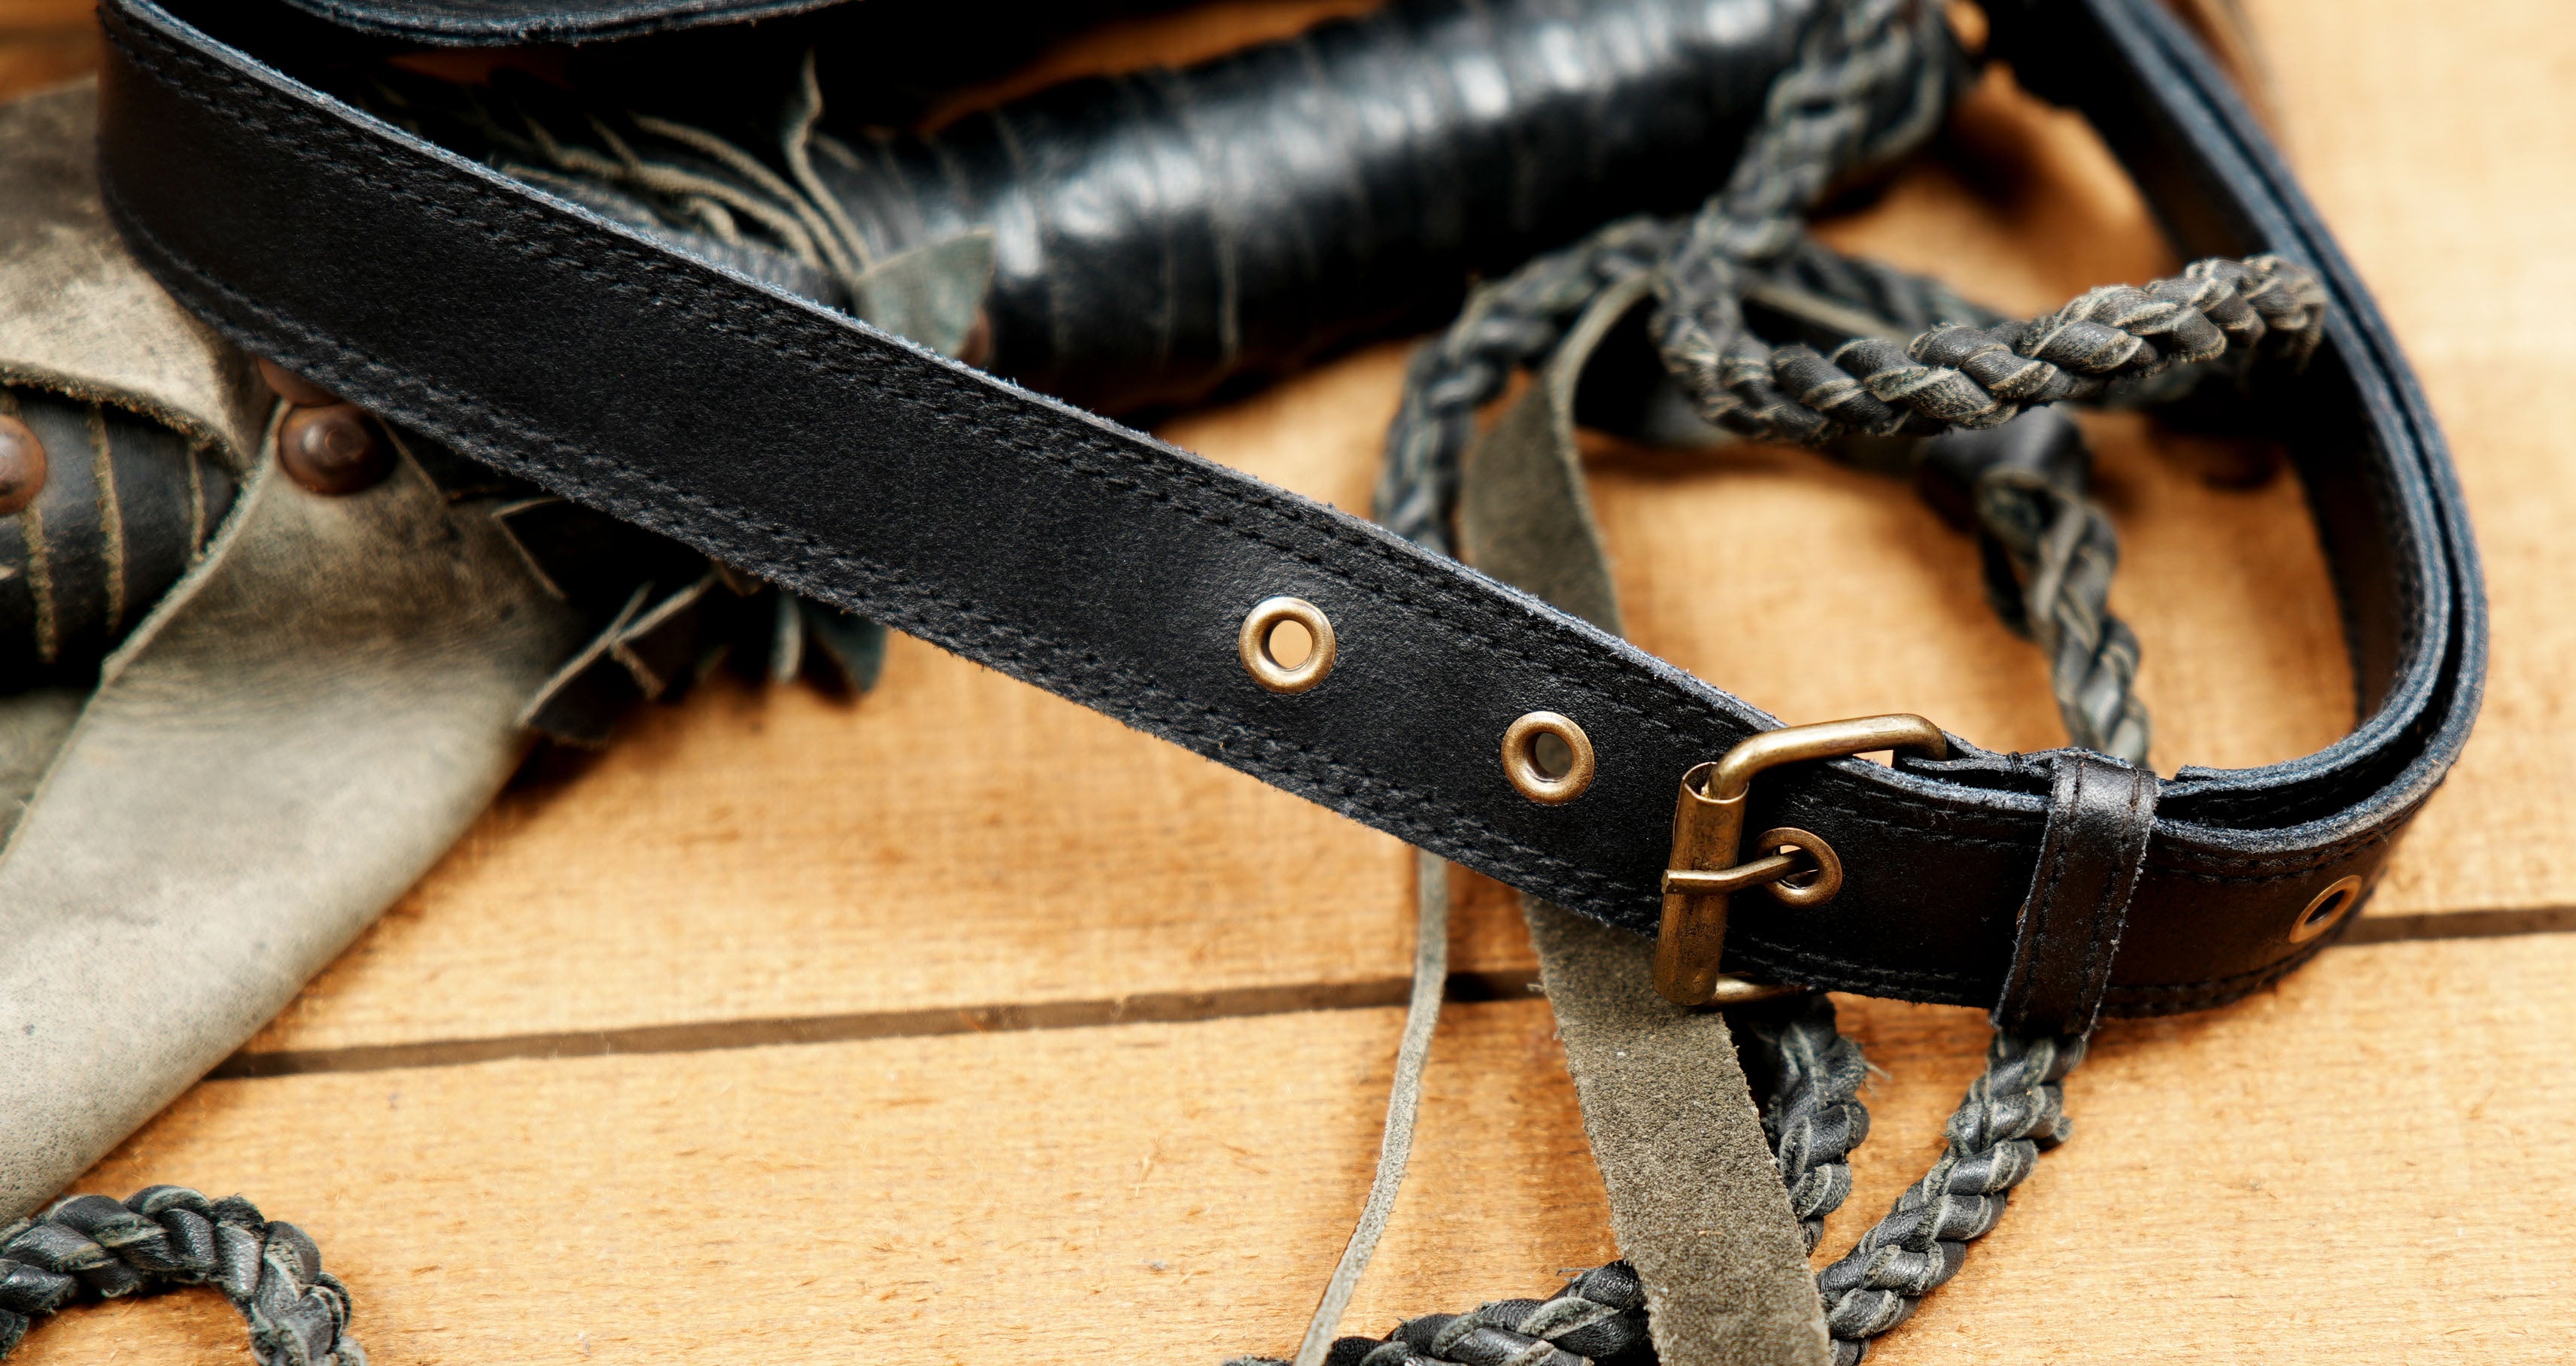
left=90, top=0, right=2485, bottom=1018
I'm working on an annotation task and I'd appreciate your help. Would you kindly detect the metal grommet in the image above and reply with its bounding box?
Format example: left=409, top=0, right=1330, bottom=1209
left=1238, top=596, right=1336, bottom=693
left=1748, top=827, right=1842, bottom=907
left=2288, top=873, right=2365, bottom=944
left=1502, top=711, right=1595, bottom=804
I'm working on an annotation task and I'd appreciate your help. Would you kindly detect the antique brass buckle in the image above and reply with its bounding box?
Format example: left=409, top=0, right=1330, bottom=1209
left=1654, top=715, right=1949, bottom=1006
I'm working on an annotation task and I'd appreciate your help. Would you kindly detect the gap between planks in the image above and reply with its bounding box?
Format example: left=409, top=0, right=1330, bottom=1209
left=211, top=907, right=2576, bottom=1080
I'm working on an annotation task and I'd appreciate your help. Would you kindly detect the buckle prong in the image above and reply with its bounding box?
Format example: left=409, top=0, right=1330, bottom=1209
left=1654, top=715, right=1949, bottom=1006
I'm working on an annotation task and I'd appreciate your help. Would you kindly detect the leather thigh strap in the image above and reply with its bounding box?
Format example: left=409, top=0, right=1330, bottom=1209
left=1994, top=752, right=2157, bottom=1034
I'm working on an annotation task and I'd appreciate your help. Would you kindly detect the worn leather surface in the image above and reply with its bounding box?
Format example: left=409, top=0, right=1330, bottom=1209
left=0, top=443, right=587, bottom=1219
left=1994, top=751, right=2158, bottom=1034
left=1457, top=275, right=1641, bottom=638
left=0, top=85, right=591, bottom=1217
left=1527, top=903, right=1830, bottom=1366
left=0, top=83, right=266, bottom=466
left=1468, top=289, right=1825, bottom=1366
left=0, top=688, right=82, bottom=845
left=91, top=0, right=2484, bottom=1016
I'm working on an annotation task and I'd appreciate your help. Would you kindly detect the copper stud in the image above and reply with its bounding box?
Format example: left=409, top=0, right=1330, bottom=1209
left=257, top=357, right=340, bottom=408
left=278, top=403, right=393, bottom=495
left=0, top=413, right=47, bottom=516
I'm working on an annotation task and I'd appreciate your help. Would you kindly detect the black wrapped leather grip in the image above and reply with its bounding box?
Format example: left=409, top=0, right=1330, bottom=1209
left=91, top=0, right=2482, bottom=1015
left=818, top=0, right=1824, bottom=411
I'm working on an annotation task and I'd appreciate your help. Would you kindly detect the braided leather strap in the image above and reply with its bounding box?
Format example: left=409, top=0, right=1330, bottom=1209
left=1373, top=216, right=1677, bottom=552
left=1815, top=1032, right=2082, bottom=1364
left=1226, top=1263, right=1654, bottom=1366
left=1248, top=1013, right=2084, bottom=1366
left=1973, top=467, right=2148, bottom=759
left=1740, top=993, right=1872, bottom=1253
left=0, top=1188, right=363, bottom=1365
left=1663, top=255, right=2325, bottom=442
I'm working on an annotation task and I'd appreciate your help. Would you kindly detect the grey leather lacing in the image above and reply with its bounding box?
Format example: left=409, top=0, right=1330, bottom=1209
left=1291, top=850, right=1454, bottom=1366
left=1244, top=998, right=2085, bottom=1366
left=0, top=1188, right=363, bottom=1364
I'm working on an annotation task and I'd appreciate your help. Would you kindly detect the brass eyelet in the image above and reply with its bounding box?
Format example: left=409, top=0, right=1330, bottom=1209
left=2288, top=874, right=2364, bottom=944
left=1502, top=712, right=1595, bottom=804
left=1238, top=596, right=1337, bottom=693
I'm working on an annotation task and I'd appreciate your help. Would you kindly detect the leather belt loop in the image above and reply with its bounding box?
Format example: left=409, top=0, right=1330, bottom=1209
left=1993, top=752, right=2158, bottom=1036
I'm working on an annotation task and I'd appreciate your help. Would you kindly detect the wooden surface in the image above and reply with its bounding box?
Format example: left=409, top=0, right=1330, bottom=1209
left=5, top=1, right=2574, bottom=1361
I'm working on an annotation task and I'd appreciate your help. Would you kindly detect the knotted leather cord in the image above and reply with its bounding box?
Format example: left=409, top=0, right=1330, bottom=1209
left=0, top=1188, right=363, bottom=1364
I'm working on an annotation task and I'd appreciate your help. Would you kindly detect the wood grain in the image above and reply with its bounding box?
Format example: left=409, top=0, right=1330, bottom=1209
left=0, top=0, right=93, bottom=103
left=27, top=934, right=2576, bottom=1365
left=2240, top=0, right=2576, bottom=918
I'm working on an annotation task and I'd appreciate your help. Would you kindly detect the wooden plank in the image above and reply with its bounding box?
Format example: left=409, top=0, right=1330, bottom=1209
left=39, top=1002, right=1621, bottom=1365
left=2239, top=0, right=2576, bottom=919
left=32, top=933, right=2576, bottom=1364
left=0, top=0, right=92, bottom=104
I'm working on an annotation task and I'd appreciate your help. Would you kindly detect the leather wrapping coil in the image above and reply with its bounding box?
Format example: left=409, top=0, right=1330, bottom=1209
left=814, top=0, right=1830, bottom=411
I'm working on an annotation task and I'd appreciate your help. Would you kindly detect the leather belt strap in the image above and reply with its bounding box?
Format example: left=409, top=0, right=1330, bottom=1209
left=1994, top=752, right=2158, bottom=1034
left=87, top=0, right=2485, bottom=1015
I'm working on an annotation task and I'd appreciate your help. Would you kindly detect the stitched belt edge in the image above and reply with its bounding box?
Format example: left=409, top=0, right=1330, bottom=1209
left=85, top=0, right=2484, bottom=1014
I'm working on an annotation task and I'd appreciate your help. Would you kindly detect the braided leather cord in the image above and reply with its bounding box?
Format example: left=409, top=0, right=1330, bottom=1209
left=1648, top=0, right=2325, bottom=443
left=1740, top=994, right=1871, bottom=1254
left=1973, top=466, right=2149, bottom=758
left=0, top=1188, right=363, bottom=1364
left=1668, top=253, right=2325, bottom=444
left=1814, top=1032, right=2082, bottom=1364
left=1228, top=1262, right=1657, bottom=1366
left=1377, top=0, right=2329, bottom=764
left=1241, top=1006, right=2085, bottom=1366
left=1374, top=216, right=1678, bottom=554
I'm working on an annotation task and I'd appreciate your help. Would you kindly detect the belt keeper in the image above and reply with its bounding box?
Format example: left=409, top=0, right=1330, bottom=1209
left=1993, top=751, right=2158, bottom=1035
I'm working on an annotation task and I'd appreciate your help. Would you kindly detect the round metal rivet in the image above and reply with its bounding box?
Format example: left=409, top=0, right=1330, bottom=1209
left=278, top=403, right=393, bottom=496
left=0, top=413, right=48, bottom=517
left=1751, top=827, right=1843, bottom=907
left=1502, top=711, right=1595, bottom=804
left=1238, top=596, right=1336, bottom=693
left=2288, top=873, right=2364, bottom=944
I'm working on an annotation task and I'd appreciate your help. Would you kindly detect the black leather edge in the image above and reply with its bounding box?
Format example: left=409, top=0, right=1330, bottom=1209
left=87, top=0, right=2483, bottom=1015
left=1994, top=753, right=2155, bottom=1034
left=269, top=0, right=849, bottom=44
left=1988, top=0, right=2486, bottom=1012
